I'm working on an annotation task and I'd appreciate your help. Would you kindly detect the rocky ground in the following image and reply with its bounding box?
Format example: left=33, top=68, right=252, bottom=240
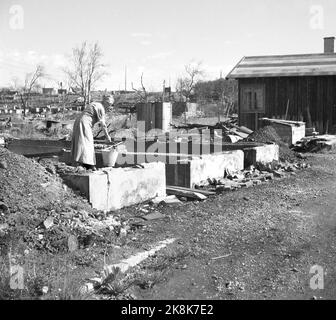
left=0, top=142, right=335, bottom=300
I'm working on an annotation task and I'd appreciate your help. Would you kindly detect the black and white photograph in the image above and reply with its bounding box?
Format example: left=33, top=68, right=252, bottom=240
left=0, top=0, right=335, bottom=308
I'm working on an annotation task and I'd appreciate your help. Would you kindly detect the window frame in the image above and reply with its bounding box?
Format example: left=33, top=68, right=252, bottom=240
left=240, top=83, right=265, bottom=113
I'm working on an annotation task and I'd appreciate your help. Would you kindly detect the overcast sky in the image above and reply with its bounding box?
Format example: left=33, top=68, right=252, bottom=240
left=0, top=0, right=336, bottom=90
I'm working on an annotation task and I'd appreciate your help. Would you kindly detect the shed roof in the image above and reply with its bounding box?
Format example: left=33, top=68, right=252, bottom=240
left=226, top=53, right=336, bottom=79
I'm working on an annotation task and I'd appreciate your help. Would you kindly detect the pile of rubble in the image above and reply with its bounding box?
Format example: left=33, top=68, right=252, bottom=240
left=291, top=135, right=336, bottom=153
left=213, top=121, right=252, bottom=143
left=196, top=160, right=310, bottom=193
left=171, top=117, right=252, bottom=143
left=162, top=158, right=311, bottom=202
left=0, top=146, right=131, bottom=253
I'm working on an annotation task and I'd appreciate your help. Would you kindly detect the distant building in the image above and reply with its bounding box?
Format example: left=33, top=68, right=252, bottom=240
left=164, top=87, right=171, bottom=94
left=0, top=90, right=18, bottom=100
left=226, top=37, right=336, bottom=133
left=42, top=88, right=55, bottom=96
left=29, top=107, right=40, bottom=114
left=58, top=89, right=67, bottom=95
left=113, top=90, right=134, bottom=95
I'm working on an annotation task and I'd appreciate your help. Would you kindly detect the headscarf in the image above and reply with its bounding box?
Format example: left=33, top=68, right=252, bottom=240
left=102, top=94, right=114, bottom=105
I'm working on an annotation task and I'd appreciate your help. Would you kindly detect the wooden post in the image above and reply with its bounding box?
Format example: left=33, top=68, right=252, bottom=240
left=306, top=106, right=312, bottom=128
left=255, top=112, right=258, bottom=131
left=285, top=99, right=290, bottom=120
left=226, top=102, right=232, bottom=119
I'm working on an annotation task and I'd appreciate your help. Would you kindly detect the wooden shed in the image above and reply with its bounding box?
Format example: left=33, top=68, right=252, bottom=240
left=226, top=37, right=336, bottom=133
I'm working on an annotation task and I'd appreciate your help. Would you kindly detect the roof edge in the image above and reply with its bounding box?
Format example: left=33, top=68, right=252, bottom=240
left=242, top=52, right=336, bottom=59
left=225, top=56, right=246, bottom=80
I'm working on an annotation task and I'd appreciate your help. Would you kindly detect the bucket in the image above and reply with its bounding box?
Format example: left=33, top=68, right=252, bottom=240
left=101, top=148, right=119, bottom=167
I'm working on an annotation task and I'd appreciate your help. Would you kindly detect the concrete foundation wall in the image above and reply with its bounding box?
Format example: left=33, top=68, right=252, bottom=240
left=166, top=150, right=244, bottom=188
left=63, top=162, right=166, bottom=211
left=245, top=144, right=279, bottom=166
left=61, top=142, right=279, bottom=171
left=189, top=151, right=244, bottom=187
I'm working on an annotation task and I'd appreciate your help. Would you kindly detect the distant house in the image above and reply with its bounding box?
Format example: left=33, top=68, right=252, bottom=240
left=226, top=37, right=336, bottom=133
left=42, top=88, right=55, bottom=96
left=29, top=107, right=40, bottom=114
left=0, top=90, right=18, bottom=101
left=71, top=106, right=82, bottom=111
left=58, top=89, right=67, bottom=95
left=113, top=90, right=134, bottom=95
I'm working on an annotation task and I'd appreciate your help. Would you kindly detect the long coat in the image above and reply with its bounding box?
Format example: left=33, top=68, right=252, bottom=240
left=71, top=102, right=106, bottom=165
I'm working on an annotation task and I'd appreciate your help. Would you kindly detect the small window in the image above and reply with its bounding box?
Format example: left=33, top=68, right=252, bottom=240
left=241, top=84, right=265, bottom=113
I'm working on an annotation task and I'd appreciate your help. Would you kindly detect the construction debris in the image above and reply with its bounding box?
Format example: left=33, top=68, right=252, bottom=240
left=305, top=128, right=319, bottom=137
left=171, top=116, right=251, bottom=143
left=67, top=235, right=78, bottom=252
left=166, top=186, right=208, bottom=200
left=150, top=195, right=182, bottom=205
left=0, top=223, right=9, bottom=232
left=259, top=119, right=306, bottom=144
left=195, top=160, right=310, bottom=192
left=0, top=147, right=136, bottom=254
left=291, top=135, right=336, bottom=153
left=0, top=201, right=9, bottom=213
left=43, top=216, right=54, bottom=229
left=0, top=160, right=7, bottom=169
left=211, top=253, right=232, bottom=260
left=246, top=126, right=300, bottom=162
left=170, top=185, right=216, bottom=196
left=142, top=211, right=166, bottom=221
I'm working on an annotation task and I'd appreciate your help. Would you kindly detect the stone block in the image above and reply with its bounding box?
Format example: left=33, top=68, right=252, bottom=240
left=63, top=162, right=166, bottom=211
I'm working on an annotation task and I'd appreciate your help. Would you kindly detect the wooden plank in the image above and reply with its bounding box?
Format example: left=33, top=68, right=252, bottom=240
left=167, top=185, right=216, bottom=196
left=285, top=99, right=290, bottom=120
left=166, top=186, right=208, bottom=200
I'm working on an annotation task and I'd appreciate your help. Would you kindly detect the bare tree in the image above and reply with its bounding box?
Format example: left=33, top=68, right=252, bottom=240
left=18, top=65, right=45, bottom=117
left=131, top=72, right=148, bottom=103
left=64, top=41, right=107, bottom=107
left=176, top=61, right=204, bottom=102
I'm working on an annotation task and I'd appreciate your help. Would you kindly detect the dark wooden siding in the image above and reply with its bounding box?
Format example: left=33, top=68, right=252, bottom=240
left=238, top=76, right=336, bottom=133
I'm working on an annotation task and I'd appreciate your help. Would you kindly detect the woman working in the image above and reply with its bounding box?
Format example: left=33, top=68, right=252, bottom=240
left=71, top=94, right=114, bottom=170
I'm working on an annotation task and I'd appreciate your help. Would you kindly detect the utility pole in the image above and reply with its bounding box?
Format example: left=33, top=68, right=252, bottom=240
left=124, top=66, right=127, bottom=92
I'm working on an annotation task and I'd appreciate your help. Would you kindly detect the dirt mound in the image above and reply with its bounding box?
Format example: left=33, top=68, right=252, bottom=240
left=247, top=126, right=300, bottom=162
left=0, top=146, right=109, bottom=253
left=0, top=147, right=66, bottom=212
left=247, top=126, right=282, bottom=144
